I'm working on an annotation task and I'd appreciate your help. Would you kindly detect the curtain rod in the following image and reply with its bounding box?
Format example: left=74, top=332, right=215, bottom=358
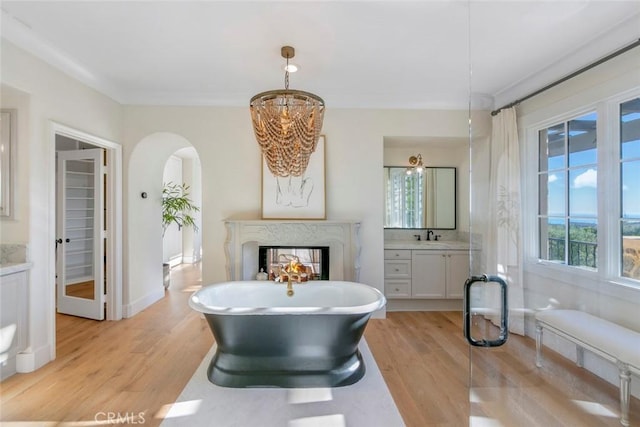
left=491, top=38, right=640, bottom=116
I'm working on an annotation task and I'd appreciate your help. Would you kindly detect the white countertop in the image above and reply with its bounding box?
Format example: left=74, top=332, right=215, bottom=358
left=0, top=262, right=33, bottom=276
left=384, top=240, right=471, bottom=250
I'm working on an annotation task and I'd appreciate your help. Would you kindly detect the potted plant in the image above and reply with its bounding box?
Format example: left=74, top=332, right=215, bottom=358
left=162, top=182, right=199, bottom=289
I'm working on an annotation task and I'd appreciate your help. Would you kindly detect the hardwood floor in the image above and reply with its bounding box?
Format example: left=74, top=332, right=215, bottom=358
left=1, top=264, right=637, bottom=426
left=1, top=263, right=213, bottom=426
left=366, top=311, right=639, bottom=426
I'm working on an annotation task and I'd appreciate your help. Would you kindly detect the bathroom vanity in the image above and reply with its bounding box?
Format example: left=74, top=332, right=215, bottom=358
left=383, top=240, right=471, bottom=311
left=0, top=261, right=30, bottom=380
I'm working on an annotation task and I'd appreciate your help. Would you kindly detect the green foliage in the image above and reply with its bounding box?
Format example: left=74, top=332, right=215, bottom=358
left=547, top=222, right=597, bottom=243
left=162, top=182, right=199, bottom=237
left=547, top=221, right=597, bottom=267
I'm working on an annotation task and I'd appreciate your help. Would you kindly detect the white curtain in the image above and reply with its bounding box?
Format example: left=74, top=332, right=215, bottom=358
left=487, top=107, right=525, bottom=335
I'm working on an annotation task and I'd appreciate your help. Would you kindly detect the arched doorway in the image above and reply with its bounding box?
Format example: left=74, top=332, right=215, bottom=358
left=125, top=132, right=201, bottom=317
left=162, top=147, right=202, bottom=285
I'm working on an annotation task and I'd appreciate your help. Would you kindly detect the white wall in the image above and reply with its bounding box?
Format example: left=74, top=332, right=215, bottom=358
left=0, top=40, right=123, bottom=370
left=125, top=132, right=193, bottom=315
left=181, top=157, right=202, bottom=264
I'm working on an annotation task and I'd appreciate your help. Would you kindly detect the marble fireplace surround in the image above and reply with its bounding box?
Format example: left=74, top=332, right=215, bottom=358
left=225, top=220, right=361, bottom=282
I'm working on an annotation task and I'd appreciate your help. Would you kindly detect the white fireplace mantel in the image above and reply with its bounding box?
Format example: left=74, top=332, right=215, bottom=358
left=225, top=220, right=361, bottom=282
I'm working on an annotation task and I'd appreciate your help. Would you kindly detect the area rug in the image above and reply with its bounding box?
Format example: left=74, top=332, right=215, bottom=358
left=159, top=339, right=405, bottom=427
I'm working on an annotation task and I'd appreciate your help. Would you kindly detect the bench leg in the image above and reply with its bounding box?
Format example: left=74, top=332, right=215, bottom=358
left=535, top=322, right=543, bottom=368
left=576, top=346, right=584, bottom=367
left=618, top=362, right=630, bottom=427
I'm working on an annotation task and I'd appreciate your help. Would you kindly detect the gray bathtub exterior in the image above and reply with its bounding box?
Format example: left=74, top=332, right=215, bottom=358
left=203, top=312, right=373, bottom=388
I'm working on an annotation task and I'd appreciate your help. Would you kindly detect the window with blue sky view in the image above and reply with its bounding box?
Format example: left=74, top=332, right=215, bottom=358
left=538, top=112, right=598, bottom=269
left=621, top=97, right=640, bottom=281
left=537, top=95, right=640, bottom=283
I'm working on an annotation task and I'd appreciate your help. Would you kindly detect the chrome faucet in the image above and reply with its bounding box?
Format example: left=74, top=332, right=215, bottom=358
left=426, top=230, right=434, bottom=241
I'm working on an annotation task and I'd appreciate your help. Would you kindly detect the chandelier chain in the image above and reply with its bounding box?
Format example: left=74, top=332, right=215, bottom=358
left=285, top=56, right=290, bottom=90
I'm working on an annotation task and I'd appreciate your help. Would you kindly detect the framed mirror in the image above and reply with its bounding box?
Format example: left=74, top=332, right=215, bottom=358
left=384, top=166, right=456, bottom=229
left=0, top=109, right=16, bottom=218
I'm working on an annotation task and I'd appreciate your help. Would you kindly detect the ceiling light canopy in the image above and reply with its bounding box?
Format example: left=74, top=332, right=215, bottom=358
left=250, top=46, right=325, bottom=178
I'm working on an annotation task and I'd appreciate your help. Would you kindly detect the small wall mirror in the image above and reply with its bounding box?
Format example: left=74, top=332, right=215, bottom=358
left=384, top=166, right=456, bottom=229
left=0, top=109, right=16, bottom=218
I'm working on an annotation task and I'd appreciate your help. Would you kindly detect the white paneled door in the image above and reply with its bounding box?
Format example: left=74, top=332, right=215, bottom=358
left=56, top=149, right=105, bottom=320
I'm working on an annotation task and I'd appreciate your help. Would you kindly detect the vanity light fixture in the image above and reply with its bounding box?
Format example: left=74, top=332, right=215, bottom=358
left=250, top=46, right=325, bottom=177
left=406, top=154, right=425, bottom=175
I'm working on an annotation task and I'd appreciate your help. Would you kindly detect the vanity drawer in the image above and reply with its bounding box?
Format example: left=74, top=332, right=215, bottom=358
left=385, top=280, right=411, bottom=298
left=384, top=249, right=411, bottom=260
left=384, top=260, right=411, bottom=278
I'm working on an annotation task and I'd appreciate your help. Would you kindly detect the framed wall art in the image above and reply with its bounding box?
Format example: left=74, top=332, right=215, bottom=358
left=261, top=135, right=326, bottom=219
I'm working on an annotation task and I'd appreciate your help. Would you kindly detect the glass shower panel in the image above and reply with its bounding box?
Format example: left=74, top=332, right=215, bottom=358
left=466, top=3, right=615, bottom=426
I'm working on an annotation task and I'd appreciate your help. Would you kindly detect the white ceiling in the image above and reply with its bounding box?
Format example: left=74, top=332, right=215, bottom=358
left=1, top=1, right=639, bottom=110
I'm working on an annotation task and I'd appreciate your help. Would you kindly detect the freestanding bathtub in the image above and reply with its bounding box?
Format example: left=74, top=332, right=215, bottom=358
left=189, top=280, right=386, bottom=388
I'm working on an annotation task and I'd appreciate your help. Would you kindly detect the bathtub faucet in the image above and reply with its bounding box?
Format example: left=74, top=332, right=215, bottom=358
left=286, top=275, right=295, bottom=297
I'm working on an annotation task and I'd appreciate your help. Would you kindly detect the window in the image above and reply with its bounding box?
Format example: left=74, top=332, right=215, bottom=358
left=538, top=112, right=598, bottom=269
left=534, top=93, right=640, bottom=285
left=384, top=167, right=424, bottom=228
left=620, top=98, right=640, bottom=281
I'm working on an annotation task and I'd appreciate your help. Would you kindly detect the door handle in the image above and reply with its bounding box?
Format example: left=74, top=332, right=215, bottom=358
left=55, top=238, right=71, bottom=249
left=463, top=274, right=509, bottom=347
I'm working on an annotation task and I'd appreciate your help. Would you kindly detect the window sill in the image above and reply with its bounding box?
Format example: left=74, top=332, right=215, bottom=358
left=525, top=259, right=640, bottom=302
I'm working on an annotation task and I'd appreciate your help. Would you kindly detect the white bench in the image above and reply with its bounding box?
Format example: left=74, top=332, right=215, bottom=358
left=535, top=309, right=640, bottom=427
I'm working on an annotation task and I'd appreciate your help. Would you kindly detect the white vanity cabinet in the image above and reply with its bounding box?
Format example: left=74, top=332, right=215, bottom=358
left=412, top=250, right=469, bottom=298
left=0, top=265, right=30, bottom=380
left=383, top=250, right=412, bottom=298
left=411, top=251, right=447, bottom=298
left=384, top=248, right=469, bottom=300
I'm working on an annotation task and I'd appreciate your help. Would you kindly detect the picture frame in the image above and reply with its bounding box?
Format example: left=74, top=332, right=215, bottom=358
left=261, top=135, right=326, bottom=219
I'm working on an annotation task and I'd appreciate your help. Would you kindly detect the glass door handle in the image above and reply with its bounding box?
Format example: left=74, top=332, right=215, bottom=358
left=463, top=274, right=509, bottom=347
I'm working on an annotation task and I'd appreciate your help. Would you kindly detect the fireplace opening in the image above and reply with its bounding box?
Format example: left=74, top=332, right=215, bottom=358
left=259, top=246, right=330, bottom=280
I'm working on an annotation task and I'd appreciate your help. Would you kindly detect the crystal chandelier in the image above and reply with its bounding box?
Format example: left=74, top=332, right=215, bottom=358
left=406, top=154, right=425, bottom=175
left=250, top=46, right=325, bottom=178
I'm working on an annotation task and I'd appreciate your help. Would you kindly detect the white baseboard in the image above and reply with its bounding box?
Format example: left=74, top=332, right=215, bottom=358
left=16, top=344, right=52, bottom=373
left=123, top=288, right=165, bottom=318
left=168, top=256, right=182, bottom=268
left=386, top=299, right=464, bottom=312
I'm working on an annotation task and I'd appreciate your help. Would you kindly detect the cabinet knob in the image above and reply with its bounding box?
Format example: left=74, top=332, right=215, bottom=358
left=395, top=287, right=400, bottom=291
left=395, top=268, right=399, bottom=272
left=395, top=253, right=399, bottom=257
